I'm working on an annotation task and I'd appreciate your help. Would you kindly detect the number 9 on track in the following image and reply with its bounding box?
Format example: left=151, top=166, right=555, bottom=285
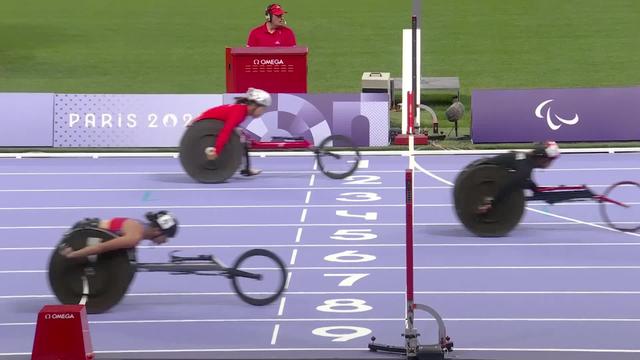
left=312, top=326, right=372, bottom=342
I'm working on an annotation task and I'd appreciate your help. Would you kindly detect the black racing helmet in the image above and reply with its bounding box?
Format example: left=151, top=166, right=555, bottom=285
left=145, top=211, right=178, bottom=238
left=532, top=141, right=560, bottom=159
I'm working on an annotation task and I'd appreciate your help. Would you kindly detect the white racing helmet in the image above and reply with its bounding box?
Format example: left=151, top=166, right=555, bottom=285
left=244, top=88, right=272, bottom=107
left=533, top=141, right=560, bottom=159
left=145, top=210, right=178, bottom=238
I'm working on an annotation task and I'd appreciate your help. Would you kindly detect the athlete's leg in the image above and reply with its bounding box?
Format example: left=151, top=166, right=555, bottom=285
left=237, top=129, right=262, bottom=177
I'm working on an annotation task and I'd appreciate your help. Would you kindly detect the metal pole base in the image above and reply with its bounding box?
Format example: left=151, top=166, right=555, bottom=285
left=368, top=337, right=446, bottom=360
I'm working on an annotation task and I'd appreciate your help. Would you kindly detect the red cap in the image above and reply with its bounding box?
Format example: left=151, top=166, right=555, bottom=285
left=269, top=4, right=287, bottom=16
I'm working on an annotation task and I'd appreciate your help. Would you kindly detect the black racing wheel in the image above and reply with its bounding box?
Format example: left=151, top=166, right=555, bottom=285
left=453, top=164, right=526, bottom=237
left=48, top=228, right=135, bottom=314
left=179, top=119, right=243, bottom=183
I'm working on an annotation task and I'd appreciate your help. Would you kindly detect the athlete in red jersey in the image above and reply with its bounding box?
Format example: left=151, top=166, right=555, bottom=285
left=60, top=211, right=179, bottom=259
left=192, top=88, right=271, bottom=177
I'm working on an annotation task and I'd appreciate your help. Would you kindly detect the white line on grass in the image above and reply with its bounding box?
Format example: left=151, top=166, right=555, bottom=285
left=299, top=209, right=307, bottom=223
left=289, top=249, right=298, bottom=265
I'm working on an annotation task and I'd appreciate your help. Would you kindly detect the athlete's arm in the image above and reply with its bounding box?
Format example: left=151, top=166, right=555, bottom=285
left=491, top=153, right=533, bottom=205
left=63, top=220, right=143, bottom=258
left=214, top=106, right=247, bottom=155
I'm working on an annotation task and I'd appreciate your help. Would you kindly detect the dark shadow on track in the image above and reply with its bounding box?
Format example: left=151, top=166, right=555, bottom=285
left=150, top=174, right=209, bottom=184
left=423, top=224, right=602, bottom=239
left=420, top=225, right=477, bottom=238
left=110, top=296, right=244, bottom=312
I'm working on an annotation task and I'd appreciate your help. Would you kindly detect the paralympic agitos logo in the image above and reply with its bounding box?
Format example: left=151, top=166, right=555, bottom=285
left=534, top=99, right=580, bottom=131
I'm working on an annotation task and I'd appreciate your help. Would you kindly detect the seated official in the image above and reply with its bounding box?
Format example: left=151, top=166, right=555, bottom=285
left=247, top=3, right=297, bottom=47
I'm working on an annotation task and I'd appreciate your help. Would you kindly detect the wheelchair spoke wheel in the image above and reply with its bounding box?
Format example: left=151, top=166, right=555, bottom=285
left=230, top=249, right=287, bottom=306
left=600, top=181, right=640, bottom=232
left=315, top=135, right=360, bottom=179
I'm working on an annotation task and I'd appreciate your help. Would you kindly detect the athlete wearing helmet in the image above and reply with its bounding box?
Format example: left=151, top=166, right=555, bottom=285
left=59, top=211, right=179, bottom=259
left=476, top=141, right=561, bottom=214
left=191, top=88, right=271, bottom=177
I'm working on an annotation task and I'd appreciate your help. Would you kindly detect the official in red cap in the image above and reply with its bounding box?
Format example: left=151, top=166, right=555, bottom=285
left=247, top=3, right=297, bottom=47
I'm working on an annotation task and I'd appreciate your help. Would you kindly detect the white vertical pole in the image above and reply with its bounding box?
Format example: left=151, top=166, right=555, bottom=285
left=402, top=29, right=420, bottom=134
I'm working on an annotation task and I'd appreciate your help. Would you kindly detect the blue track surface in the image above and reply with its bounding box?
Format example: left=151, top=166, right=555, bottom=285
left=0, top=152, right=639, bottom=360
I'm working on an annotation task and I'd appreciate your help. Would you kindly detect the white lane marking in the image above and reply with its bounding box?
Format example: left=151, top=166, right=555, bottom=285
left=1, top=221, right=631, bottom=230
left=414, top=161, right=640, bottom=239
left=270, top=324, right=280, bottom=345
left=1, top=347, right=640, bottom=355
left=295, top=228, right=303, bottom=243
left=277, top=297, right=287, bottom=316
left=284, top=272, right=293, bottom=289
left=6, top=241, right=640, bottom=251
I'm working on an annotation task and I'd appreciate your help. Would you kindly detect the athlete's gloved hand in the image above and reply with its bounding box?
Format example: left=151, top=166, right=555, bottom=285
left=476, top=197, right=494, bottom=214
left=205, top=147, right=218, bottom=161
left=57, top=243, right=77, bottom=259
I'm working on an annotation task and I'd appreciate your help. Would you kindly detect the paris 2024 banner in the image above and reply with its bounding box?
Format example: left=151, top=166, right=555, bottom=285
left=50, top=93, right=389, bottom=147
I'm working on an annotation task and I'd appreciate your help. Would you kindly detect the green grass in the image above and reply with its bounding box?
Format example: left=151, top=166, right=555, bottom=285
left=1, top=0, right=640, bottom=144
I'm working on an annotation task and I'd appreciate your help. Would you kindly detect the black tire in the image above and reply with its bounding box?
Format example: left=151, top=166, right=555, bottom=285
left=453, top=157, right=491, bottom=206
left=454, top=164, right=525, bottom=237
left=230, top=249, right=287, bottom=306
left=315, top=135, right=361, bottom=180
left=48, top=228, right=135, bottom=314
left=599, top=181, right=640, bottom=232
left=179, top=119, right=243, bottom=183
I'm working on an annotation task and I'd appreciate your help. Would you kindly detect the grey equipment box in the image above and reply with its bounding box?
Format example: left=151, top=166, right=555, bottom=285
left=361, top=72, right=392, bottom=109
